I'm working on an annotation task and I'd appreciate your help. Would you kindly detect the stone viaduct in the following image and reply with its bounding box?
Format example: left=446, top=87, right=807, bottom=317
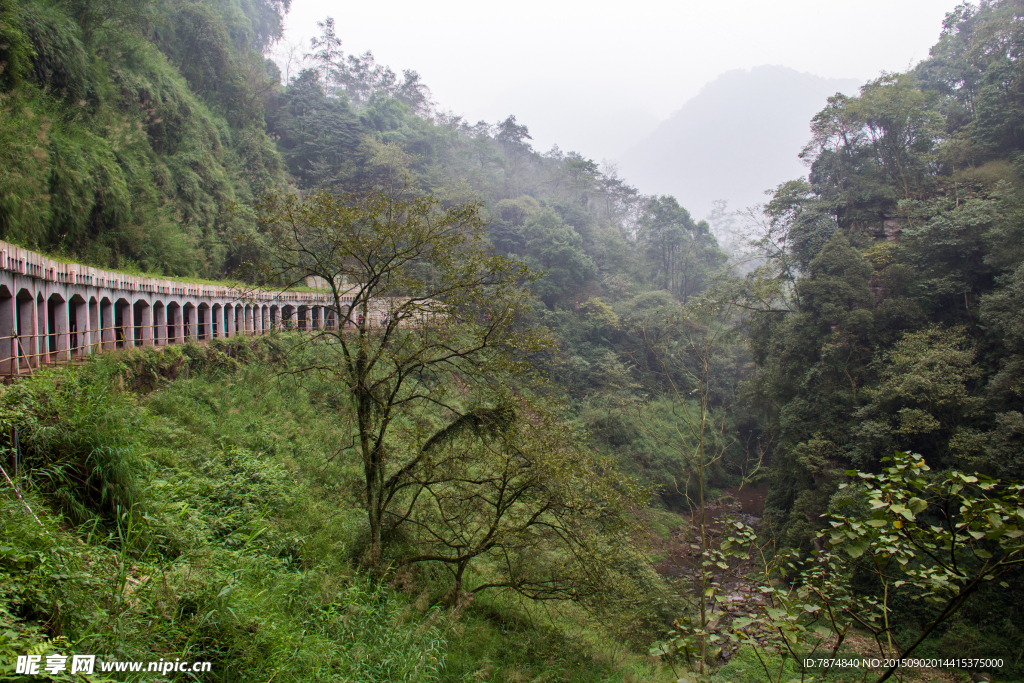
left=0, top=240, right=362, bottom=376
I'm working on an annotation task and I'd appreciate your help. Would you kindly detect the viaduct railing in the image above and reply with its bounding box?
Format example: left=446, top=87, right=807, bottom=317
left=0, top=241, right=366, bottom=377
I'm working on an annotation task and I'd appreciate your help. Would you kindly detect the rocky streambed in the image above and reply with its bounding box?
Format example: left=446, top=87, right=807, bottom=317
left=652, top=483, right=770, bottom=661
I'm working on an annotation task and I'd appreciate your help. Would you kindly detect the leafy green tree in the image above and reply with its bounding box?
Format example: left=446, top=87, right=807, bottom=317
left=339, top=50, right=394, bottom=106
left=550, top=151, right=600, bottom=206
left=495, top=115, right=534, bottom=197
left=898, top=194, right=1003, bottom=322
left=395, top=402, right=641, bottom=599
left=829, top=451, right=1024, bottom=682
left=803, top=74, right=942, bottom=231
left=850, top=326, right=983, bottom=470
left=265, top=69, right=362, bottom=187
left=802, top=93, right=895, bottom=228
left=759, top=179, right=838, bottom=273
left=856, top=74, right=943, bottom=200
left=519, top=208, right=596, bottom=307
left=494, top=114, right=531, bottom=153
left=305, top=16, right=342, bottom=93
left=796, top=232, right=874, bottom=332
left=249, top=190, right=547, bottom=567
left=639, top=196, right=726, bottom=303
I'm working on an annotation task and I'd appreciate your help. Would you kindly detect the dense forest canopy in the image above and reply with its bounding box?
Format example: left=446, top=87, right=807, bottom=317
left=2, top=0, right=1024, bottom=679
left=750, top=0, right=1024, bottom=535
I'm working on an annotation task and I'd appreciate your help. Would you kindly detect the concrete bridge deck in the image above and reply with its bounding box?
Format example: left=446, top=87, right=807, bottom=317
left=0, top=241, right=364, bottom=376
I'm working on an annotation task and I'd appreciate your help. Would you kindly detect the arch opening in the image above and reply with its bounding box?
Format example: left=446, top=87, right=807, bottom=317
left=16, top=289, right=36, bottom=368
left=183, top=303, right=196, bottom=341
left=198, top=303, right=210, bottom=341
left=114, top=298, right=131, bottom=348
left=166, top=302, right=182, bottom=344
left=212, top=303, right=221, bottom=339
left=0, top=286, right=12, bottom=374
left=133, top=300, right=152, bottom=346
left=88, top=297, right=99, bottom=352
left=47, top=293, right=67, bottom=361
left=153, top=302, right=166, bottom=345
left=69, top=294, right=87, bottom=357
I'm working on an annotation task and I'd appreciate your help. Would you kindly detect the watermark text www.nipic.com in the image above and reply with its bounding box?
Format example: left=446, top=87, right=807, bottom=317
left=16, top=654, right=212, bottom=676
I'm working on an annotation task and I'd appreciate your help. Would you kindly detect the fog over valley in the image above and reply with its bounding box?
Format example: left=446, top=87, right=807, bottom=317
left=276, top=0, right=962, bottom=217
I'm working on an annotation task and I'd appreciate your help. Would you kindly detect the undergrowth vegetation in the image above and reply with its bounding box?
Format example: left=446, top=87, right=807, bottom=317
left=0, top=338, right=673, bottom=682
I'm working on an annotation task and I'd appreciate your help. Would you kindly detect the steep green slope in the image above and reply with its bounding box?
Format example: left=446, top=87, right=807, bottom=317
left=0, top=0, right=286, bottom=277
left=0, top=342, right=674, bottom=682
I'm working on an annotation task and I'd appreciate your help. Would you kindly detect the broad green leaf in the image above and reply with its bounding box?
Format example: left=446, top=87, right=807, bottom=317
left=846, top=537, right=869, bottom=558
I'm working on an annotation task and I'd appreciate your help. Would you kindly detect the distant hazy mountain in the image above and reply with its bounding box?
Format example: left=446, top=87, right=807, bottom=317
left=617, top=66, right=861, bottom=219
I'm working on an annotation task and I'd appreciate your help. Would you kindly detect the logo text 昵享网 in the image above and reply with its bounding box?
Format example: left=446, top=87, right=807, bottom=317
left=15, top=654, right=212, bottom=675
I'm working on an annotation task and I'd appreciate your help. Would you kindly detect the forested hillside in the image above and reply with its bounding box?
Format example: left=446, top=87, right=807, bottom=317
left=2, top=0, right=1024, bottom=680
left=0, top=0, right=743, bottom=495
left=738, top=0, right=1024, bottom=664
left=0, top=0, right=718, bottom=296
left=749, top=0, right=1024, bottom=546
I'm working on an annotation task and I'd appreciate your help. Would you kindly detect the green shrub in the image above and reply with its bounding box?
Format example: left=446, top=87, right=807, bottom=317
left=0, top=365, right=143, bottom=527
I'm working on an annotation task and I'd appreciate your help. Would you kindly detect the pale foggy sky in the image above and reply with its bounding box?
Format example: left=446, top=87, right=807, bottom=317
left=276, top=0, right=965, bottom=163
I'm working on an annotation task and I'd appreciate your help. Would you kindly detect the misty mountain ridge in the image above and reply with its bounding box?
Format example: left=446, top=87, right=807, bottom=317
left=617, top=65, right=862, bottom=219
